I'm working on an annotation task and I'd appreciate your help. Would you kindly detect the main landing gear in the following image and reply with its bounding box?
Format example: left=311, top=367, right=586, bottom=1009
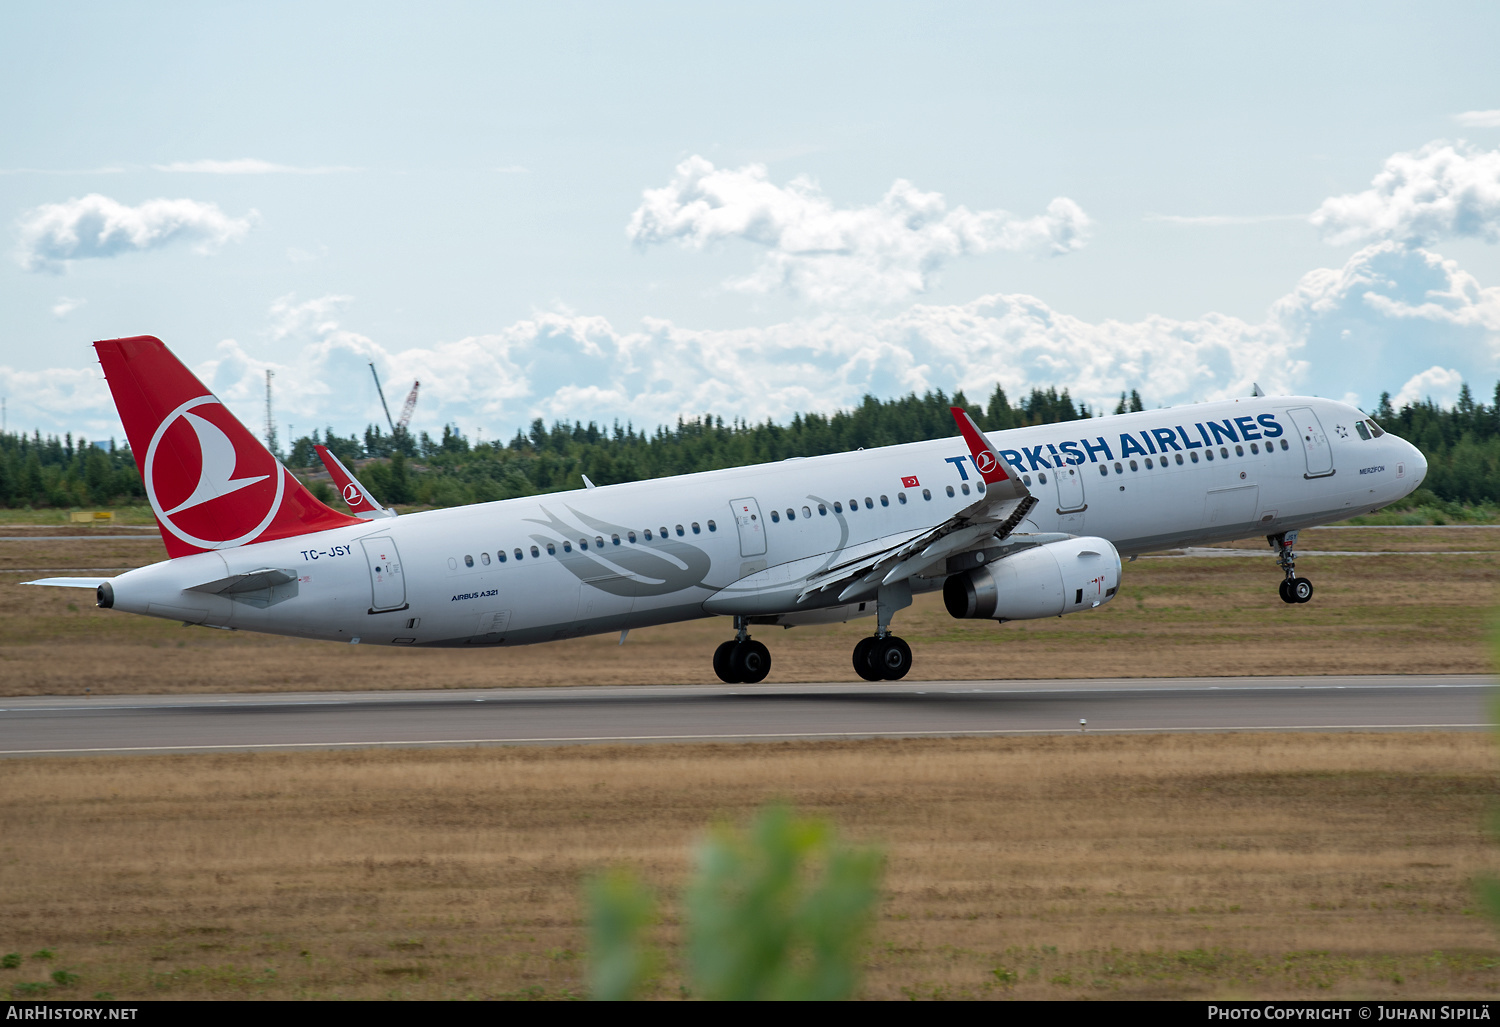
left=713, top=617, right=771, bottom=684
left=852, top=582, right=915, bottom=681
left=1269, top=530, right=1314, bottom=604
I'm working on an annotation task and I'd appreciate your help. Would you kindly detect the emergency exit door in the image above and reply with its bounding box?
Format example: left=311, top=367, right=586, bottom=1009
left=729, top=498, right=766, bottom=557
left=361, top=536, right=408, bottom=612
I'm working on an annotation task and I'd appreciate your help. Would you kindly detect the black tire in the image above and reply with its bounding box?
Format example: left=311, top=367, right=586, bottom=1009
left=732, top=639, right=772, bottom=684
left=873, top=636, right=913, bottom=680
left=852, top=637, right=882, bottom=681
left=712, top=640, right=739, bottom=683
left=1278, top=579, right=1296, bottom=604
left=1292, top=577, right=1314, bottom=604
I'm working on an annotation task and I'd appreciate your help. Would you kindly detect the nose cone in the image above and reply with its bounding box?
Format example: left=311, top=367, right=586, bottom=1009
left=1406, top=440, right=1428, bottom=489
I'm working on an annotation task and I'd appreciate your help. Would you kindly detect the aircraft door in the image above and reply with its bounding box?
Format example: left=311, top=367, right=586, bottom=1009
left=1286, top=407, right=1335, bottom=478
left=1055, top=463, right=1086, bottom=512
left=729, top=498, right=766, bottom=557
left=361, top=536, right=408, bottom=612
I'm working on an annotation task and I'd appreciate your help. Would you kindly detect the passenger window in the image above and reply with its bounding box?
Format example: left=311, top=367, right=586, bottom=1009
left=660, top=526, right=668, bottom=537
left=691, top=523, right=700, bottom=534
left=549, top=543, right=559, bottom=555
left=1129, top=460, right=1138, bottom=471
left=1145, top=457, right=1154, bottom=469
left=595, top=536, right=604, bottom=548
left=922, top=488, right=931, bottom=500
left=1205, top=449, right=1214, bottom=461
left=676, top=525, right=684, bottom=536
left=1235, top=445, right=1244, bottom=456
left=1220, top=447, right=1229, bottom=458
left=1022, top=475, right=1032, bottom=486
left=770, top=510, right=780, bottom=522
left=834, top=501, right=843, bottom=512
left=580, top=538, right=589, bottom=550
left=628, top=531, right=637, bottom=543
left=802, top=506, right=811, bottom=519
left=977, top=480, right=986, bottom=493
left=464, top=554, right=474, bottom=567
left=1098, top=465, right=1108, bottom=477
left=1037, top=473, right=1047, bottom=484
left=898, top=493, right=907, bottom=504
left=514, top=548, right=523, bottom=561
left=447, top=557, right=457, bottom=570
left=786, top=508, right=795, bottom=520
left=1175, top=453, right=1184, bottom=465
left=1190, top=451, right=1200, bottom=463
left=879, top=495, right=889, bottom=507
left=497, top=551, right=507, bottom=563
left=1355, top=421, right=1371, bottom=441
left=817, top=505, right=826, bottom=516
left=708, top=520, right=717, bottom=531
left=530, top=545, right=540, bottom=558
left=1250, top=442, right=1259, bottom=454
left=946, top=485, right=955, bottom=496
left=864, top=497, right=873, bottom=509
left=562, top=541, right=571, bottom=553
left=1113, top=462, right=1122, bottom=474
left=480, top=552, right=491, bottom=565
left=644, top=529, right=653, bottom=540
left=961, top=483, right=971, bottom=495
left=612, top=533, right=621, bottom=545
left=1280, top=438, right=1289, bottom=450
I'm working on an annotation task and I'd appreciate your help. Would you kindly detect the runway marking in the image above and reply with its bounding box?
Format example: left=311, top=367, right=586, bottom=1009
left=1, top=724, right=1488, bottom=754
left=1, top=682, right=1491, bottom=714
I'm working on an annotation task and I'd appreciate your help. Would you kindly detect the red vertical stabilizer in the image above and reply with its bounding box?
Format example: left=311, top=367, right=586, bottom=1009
left=95, top=335, right=363, bottom=558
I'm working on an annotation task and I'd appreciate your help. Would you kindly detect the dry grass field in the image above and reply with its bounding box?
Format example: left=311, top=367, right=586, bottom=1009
left=1, top=525, right=1497, bottom=695
left=3, top=732, right=1500, bottom=1000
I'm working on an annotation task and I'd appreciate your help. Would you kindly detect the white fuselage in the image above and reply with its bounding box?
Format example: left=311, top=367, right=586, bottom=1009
left=104, top=397, right=1426, bottom=647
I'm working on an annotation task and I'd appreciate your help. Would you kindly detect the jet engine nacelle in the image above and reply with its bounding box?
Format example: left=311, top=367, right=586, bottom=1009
left=942, top=536, right=1122, bottom=621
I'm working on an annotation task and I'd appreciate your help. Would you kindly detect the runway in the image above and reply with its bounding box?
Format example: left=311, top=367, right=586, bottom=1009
left=0, top=674, right=1492, bottom=755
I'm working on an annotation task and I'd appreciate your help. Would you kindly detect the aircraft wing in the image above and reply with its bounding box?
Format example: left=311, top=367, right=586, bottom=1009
left=796, top=406, right=1038, bottom=604
left=315, top=444, right=393, bottom=518
left=22, top=577, right=111, bottom=589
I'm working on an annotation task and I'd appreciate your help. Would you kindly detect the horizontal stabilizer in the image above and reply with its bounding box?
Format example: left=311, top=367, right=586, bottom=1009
left=22, top=577, right=111, bottom=589
left=187, top=568, right=298, bottom=595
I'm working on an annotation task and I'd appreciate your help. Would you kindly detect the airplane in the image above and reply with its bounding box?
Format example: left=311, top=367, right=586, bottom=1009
left=23, top=335, right=1428, bottom=684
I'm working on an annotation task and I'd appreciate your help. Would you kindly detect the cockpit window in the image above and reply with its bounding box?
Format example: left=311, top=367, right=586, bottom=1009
left=1355, top=421, right=1371, bottom=441
left=1366, top=418, right=1385, bottom=438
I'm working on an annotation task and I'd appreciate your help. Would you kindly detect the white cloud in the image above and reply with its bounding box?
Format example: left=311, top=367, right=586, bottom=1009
left=13, top=242, right=1500, bottom=442
left=1394, top=366, right=1465, bottom=408
left=627, top=156, right=1091, bottom=305
left=1310, top=141, right=1500, bottom=246
left=1454, top=110, right=1500, bottom=128
left=15, top=194, right=256, bottom=273
left=51, top=296, right=85, bottom=319
left=153, top=158, right=358, bottom=174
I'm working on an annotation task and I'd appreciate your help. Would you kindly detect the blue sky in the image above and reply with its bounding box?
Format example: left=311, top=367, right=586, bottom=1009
left=4, top=1, right=1500, bottom=441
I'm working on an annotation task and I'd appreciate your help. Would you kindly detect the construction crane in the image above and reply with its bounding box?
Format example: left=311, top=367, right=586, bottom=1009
left=397, top=380, right=420, bottom=431
left=368, top=363, right=420, bottom=434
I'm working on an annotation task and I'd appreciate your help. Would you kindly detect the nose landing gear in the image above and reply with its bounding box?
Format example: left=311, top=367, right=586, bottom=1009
left=1270, top=531, right=1314, bottom=604
left=713, top=616, right=772, bottom=683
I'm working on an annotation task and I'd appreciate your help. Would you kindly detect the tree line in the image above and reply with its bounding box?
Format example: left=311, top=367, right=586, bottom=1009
left=0, top=382, right=1487, bottom=510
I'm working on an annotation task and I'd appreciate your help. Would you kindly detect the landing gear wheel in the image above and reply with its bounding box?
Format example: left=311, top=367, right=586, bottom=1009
left=730, top=639, right=771, bottom=684
left=712, top=640, right=738, bottom=683
left=1291, top=577, right=1314, bottom=604
left=1278, top=579, right=1296, bottom=604
left=872, top=635, right=913, bottom=680
left=852, top=637, right=882, bottom=682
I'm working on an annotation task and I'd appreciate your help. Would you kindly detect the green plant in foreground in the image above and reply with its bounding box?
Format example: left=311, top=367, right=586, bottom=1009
left=588, top=804, right=884, bottom=1000
left=0, top=954, right=19, bottom=970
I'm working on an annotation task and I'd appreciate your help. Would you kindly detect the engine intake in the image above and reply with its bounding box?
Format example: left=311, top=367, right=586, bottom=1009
left=943, top=536, right=1122, bottom=621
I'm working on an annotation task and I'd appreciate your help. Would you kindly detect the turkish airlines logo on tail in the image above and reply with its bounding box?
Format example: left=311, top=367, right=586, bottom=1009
left=975, top=451, right=998, bottom=475
left=343, top=483, right=364, bottom=505
left=145, top=396, right=286, bottom=550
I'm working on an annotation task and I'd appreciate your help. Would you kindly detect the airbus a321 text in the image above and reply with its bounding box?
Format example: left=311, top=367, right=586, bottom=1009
left=23, top=336, right=1428, bottom=683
